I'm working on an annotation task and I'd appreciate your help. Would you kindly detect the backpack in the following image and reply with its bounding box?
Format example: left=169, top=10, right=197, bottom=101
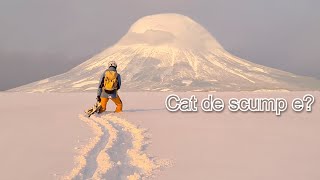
left=104, top=70, right=118, bottom=91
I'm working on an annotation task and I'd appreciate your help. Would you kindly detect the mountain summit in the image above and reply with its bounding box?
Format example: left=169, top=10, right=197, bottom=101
left=12, top=13, right=320, bottom=92
left=118, top=13, right=223, bottom=50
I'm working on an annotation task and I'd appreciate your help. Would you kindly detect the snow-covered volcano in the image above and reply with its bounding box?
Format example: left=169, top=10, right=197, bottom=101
left=11, top=13, right=320, bottom=92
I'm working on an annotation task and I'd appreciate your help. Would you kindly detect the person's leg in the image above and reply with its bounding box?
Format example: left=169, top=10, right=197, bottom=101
left=111, top=95, right=123, bottom=112
left=99, top=97, right=109, bottom=113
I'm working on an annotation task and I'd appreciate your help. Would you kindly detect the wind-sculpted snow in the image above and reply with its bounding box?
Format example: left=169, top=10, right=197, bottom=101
left=63, top=114, right=169, bottom=180
left=11, top=13, right=320, bottom=92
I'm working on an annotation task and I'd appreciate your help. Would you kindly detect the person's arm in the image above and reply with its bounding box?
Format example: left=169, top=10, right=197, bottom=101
left=117, top=74, right=121, bottom=90
left=97, top=71, right=106, bottom=99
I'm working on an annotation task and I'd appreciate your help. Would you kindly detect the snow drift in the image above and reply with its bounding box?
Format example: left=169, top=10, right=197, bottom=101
left=11, top=13, right=320, bottom=92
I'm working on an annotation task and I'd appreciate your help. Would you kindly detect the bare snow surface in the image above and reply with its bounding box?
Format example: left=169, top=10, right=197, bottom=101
left=0, top=93, right=170, bottom=180
left=1, top=92, right=320, bottom=180
left=0, top=93, right=92, bottom=179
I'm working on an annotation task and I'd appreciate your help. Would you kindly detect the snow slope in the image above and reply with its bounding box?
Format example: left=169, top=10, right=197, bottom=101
left=128, top=91, right=320, bottom=180
left=0, top=92, right=168, bottom=180
left=1, top=91, right=320, bottom=180
left=10, top=13, right=320, bottom=92
left=0, top=93, right=92, bottom=179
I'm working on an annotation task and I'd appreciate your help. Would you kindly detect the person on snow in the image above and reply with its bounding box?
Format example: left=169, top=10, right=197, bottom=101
left=97, top=61, right=123, bottom=113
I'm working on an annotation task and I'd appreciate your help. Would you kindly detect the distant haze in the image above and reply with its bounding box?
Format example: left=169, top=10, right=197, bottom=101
left=1, top=0, right=320, bottom=90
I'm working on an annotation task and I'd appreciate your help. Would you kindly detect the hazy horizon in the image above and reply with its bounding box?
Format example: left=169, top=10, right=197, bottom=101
left=1, top=0, right=320, bottom=90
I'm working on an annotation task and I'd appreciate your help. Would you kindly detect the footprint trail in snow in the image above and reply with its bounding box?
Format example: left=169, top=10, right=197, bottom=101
left=62, top=114, right=169, bottom=180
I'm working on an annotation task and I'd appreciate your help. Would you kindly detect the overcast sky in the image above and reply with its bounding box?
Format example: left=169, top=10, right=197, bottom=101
left=0, top=0, right=319, bottom=90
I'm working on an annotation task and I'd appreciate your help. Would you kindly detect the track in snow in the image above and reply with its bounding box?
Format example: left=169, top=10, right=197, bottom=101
left=62, top=114, right=162, bottom=180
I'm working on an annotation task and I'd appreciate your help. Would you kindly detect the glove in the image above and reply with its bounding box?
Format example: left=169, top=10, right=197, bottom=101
left=96, top=96, right=101, bottom=102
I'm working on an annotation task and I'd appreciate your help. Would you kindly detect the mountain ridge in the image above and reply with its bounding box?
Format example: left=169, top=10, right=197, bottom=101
left=10, top=13, right=320, bottom=92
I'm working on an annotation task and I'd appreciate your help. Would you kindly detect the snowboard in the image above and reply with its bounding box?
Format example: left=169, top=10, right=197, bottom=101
left=85, top=101, right=102, bottom=117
